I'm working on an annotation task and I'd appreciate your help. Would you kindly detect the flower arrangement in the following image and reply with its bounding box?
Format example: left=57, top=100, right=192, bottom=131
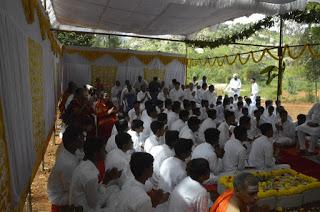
left=219, top=169, right=320, bottom=199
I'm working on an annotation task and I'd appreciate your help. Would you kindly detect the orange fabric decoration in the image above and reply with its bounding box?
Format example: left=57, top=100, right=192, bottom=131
left=210, top=189, right=234, bottom=212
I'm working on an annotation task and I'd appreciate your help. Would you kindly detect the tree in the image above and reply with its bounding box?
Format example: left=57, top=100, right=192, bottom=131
left=57, top=32, right=94, bottom=46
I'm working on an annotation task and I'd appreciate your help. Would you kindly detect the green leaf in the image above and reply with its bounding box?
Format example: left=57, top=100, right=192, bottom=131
left=260, top=65, right=278, bottom=74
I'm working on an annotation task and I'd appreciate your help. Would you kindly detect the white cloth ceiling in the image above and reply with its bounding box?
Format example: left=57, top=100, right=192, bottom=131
left=48, top=0, right=307, bottom=36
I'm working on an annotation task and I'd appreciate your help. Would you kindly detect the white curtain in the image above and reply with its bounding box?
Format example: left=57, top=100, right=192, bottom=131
left=0, top=9, right=35, bottom=206
left=62, top=53, right=186, bottom=88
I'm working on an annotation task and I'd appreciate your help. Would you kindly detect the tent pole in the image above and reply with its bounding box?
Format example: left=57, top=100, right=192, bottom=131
left=185, top=43, right=188, bottom=85
left=277, top=17, right=284, bottom=102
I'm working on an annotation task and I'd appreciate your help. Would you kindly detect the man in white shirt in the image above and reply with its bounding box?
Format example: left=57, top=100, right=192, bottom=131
left=168, top=158, right=210, bottom=212
left=247, top=109, right=262, bottom=140
left=127, top=119, right=144, bottom=152
left=170, top=110, right=189, bottom=131
left=228, top=73, right=242, bottom=97
left=105, top=133, right=134, bottom=186
left=274, top=110, right=296, bottom=146
left=133, top=75, right=148, bottom=92
left=47, top=126, right=84, bottom=208
left=249, top=123, right=276, bottom=169
left=128, top=101, right=142, bottom=123
left=157, top=87, right=169, bottom=102
left=167, top=101, right=180, bottom=129
left=140, top=106, right=158, bottom=143
left=198, top=109, right=217, bottom=142
left=261, top=106, right=277, bottom=131
left=218, top=110, right=236, bottom=148
left=169, top=82, right=184, bottom=102
left=183, top=83, right=196, bottom=101
left=202, top=85, right=217, bottom=107
left=144, top=121, right=165, bottom=153
left=136, top=84, right=151, bottom=104
left=158, top=139, right=193, bottom=193
left=179, top=116, right=201, bottom=145
left=106, top=119, right=129, bottom=153
left=250, top=78, right=259, bottom=103
left=111, top=80, right=122, bottom=106
left=192, top=128, right=224, bottom=177
left=297, top=102, right=320, bottom=155
left=70, top=137, right=122, bottom=211
left=117, top=152, right=169, bottom=212
left=223, top=126, right=248, bottom=172
left=149, top=130, right=178, bottom=188
left=198, top=75, right=207, bottom=87
left=197, top=83, right=208, bottom=103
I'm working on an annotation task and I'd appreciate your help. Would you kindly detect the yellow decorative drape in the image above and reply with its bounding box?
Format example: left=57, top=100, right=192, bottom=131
left=144, top=68, right=165, bottom=82
left=188, top=44, right=320, bottom=67
left=64, top=48, right=188, bottom=65
left=21, top=0, right=62, bottom=56
left=0, top=101, right=12, bottom=211
left=28, top=38, right=45, bottom=153
left=91, top=65, right=117, bottom=89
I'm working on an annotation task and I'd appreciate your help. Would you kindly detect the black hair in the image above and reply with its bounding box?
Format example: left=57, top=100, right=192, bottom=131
left=234, top=126, right=247, bottom=141
left=259, top=123, right=273, bottom=135
left=174, top=139, right=193, bottom=157
left=187, top=116, right=200, bottom=129
left=172, top=101, right=181, bottom=113
left=115, top=119, right=129, bottom=133
left=130, top=152, right=154, bottom=178
left=146, top=106, right=157, bottom=117
left=157, top=113, right=168, bottom=124
left=239, top=116, right=251, bottom=127
left=201, top=100, right=209, bottom=107
left=224, top=110, right=235, bottom=120
left=192, top=107, right=201, bottom=116
left=165, top=99, right=172, bottom=109
left=297, top=114, right=306, bottom=126
left=237, top=101, right=244, bottom=108
left=179, top=110, right=190, bottom=120
left=131, top=119, right=144, bottom=131
left=150, top=121, right=164, bottom=134
left=84, top=136, right=105, bottom=160
left=62, top=125, right=82, bottom=148
left=165, top=130, right=179, bottom=149
left=207, top=109, right=216, bottom=119
left=115, top=133, right=132, bottom=149
left=204, top=128, right=220, bottom=146
left=186, top=158, right=210, bottom=181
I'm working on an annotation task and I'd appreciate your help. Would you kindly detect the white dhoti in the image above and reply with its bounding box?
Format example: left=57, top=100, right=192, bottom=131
left=297, top=123, right=320, bottom=152
left=274, top=136, right=295, bottom=146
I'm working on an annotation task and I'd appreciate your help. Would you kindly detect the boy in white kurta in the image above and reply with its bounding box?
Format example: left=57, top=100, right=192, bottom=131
left=127, top=119, right=144, bottom=152
left=168, top=158, right=210, bottom=212
left=167, top=101, right=180, bottom=129
left=170, top=109, right=189, bottom=131
left=274, top=110, right=296, bottom=146
left=117, top=152, right=169, bottom=212
left=179, top=116, right=201, bottom=145
left=223, top=126, right=248, bottom=172
left=158, top=139, right=193, bottom=193
left=105, top=119, right=129, bottom=153
left=169, top=82, right=184, bottom=102
left=48, top=126, right=84, bottom=208
left=198, top=109, right=217, bottom=143
left=69, top=137, right=122, bottom=212
left=218, top=110, right=236, bottom=148
left=144, top=121, right=165, bottom=153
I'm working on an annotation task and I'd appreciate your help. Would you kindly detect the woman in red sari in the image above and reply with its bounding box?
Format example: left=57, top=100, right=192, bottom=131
left=95, top=92, right=117, bottom=140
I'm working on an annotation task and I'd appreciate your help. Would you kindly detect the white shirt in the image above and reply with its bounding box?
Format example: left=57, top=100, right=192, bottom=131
left=168, top=176, right=208, bottom=212
left=192, top=143, right=220, bottom=175
left=261, top=113, right=277, bottom=131
left=158, top=157, right=187, bottom=193
left=105, top=134, right=117, bottom=153
left=47, top=148, right=80, bottom=205
left=128, top=108, right=141, bottom=122
left=170, top=119, right=186, bottom=131
left=169, top=88, right=184, bottom=102
left=217, top=121, right=231, bottom=148
left=202, top=90, right=217, bottom=106
left=149, top=144, right=175, bottom=176
left=127, top=129, right=143, bottom=152
left=157, top=91, right=167, bottom=102
left=140, top=115, right=154, bottom=143
left=183, top=88, right=195, bottom=101
left=307, top=102, right=320, bottom=124
left=137, top=91, right=151, bottom=103
left=111, top=85, right=122, bottom=98
left=133, top=80, right=148, bottom=91
left=229, top=78, right=242, bottom=90
left=249, top=135, right=275, bottom=169
left=144, top=134, right=161, bottom=153
left=70, top=160, right=113, bottom=211
left=247, top=117, right=261, bottom=140
left=223, top=138, right=247, bottom=172
left=167, top=111, right=179, bottom=129
left=117, top=178, right=153, bottom=212
left=198, top=117, right=217, bottom=143
left=276, top=120, right=295, bottom=139
left=251, top=82, right=259, bottom=96
left=179, top=125, right=197, bottom=144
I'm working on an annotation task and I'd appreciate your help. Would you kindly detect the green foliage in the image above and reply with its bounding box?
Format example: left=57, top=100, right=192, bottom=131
left=91, top=35, right=122, bottom=48
left=57, top=32, right=94, bottom=46
left=287, top=77, right=297, bottom=95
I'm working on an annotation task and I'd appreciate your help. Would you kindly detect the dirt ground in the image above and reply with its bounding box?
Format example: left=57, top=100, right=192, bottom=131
left=28, top=102, right=314, bottom=212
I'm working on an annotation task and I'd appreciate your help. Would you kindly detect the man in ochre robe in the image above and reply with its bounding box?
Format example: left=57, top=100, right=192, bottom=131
left=210, top=172, right=268, bottom=212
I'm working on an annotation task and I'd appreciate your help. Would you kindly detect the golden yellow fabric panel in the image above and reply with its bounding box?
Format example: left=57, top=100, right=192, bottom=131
left=64, top=48, right=187, bottom=65
left=144, top=68, right=165, bottom=82
left=28, top=38, right=45, bottom=154
left=0, top=101, right=13, bottom=211
left=91, top=65, right=117, bottom=90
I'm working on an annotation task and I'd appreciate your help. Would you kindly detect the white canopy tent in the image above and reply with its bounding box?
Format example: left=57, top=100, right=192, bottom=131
left=47, top=0, right=307, bottom=37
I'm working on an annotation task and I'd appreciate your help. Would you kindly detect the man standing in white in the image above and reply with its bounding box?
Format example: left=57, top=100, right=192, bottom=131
left=297, top=102, right=320, bottom=155
left=228, top=73, right=242, bottom=97
left=250, top=77, right=259, bottom=103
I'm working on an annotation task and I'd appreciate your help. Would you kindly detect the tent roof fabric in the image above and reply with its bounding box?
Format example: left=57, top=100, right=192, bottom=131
left=49, top=0, right=307, bottom=36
